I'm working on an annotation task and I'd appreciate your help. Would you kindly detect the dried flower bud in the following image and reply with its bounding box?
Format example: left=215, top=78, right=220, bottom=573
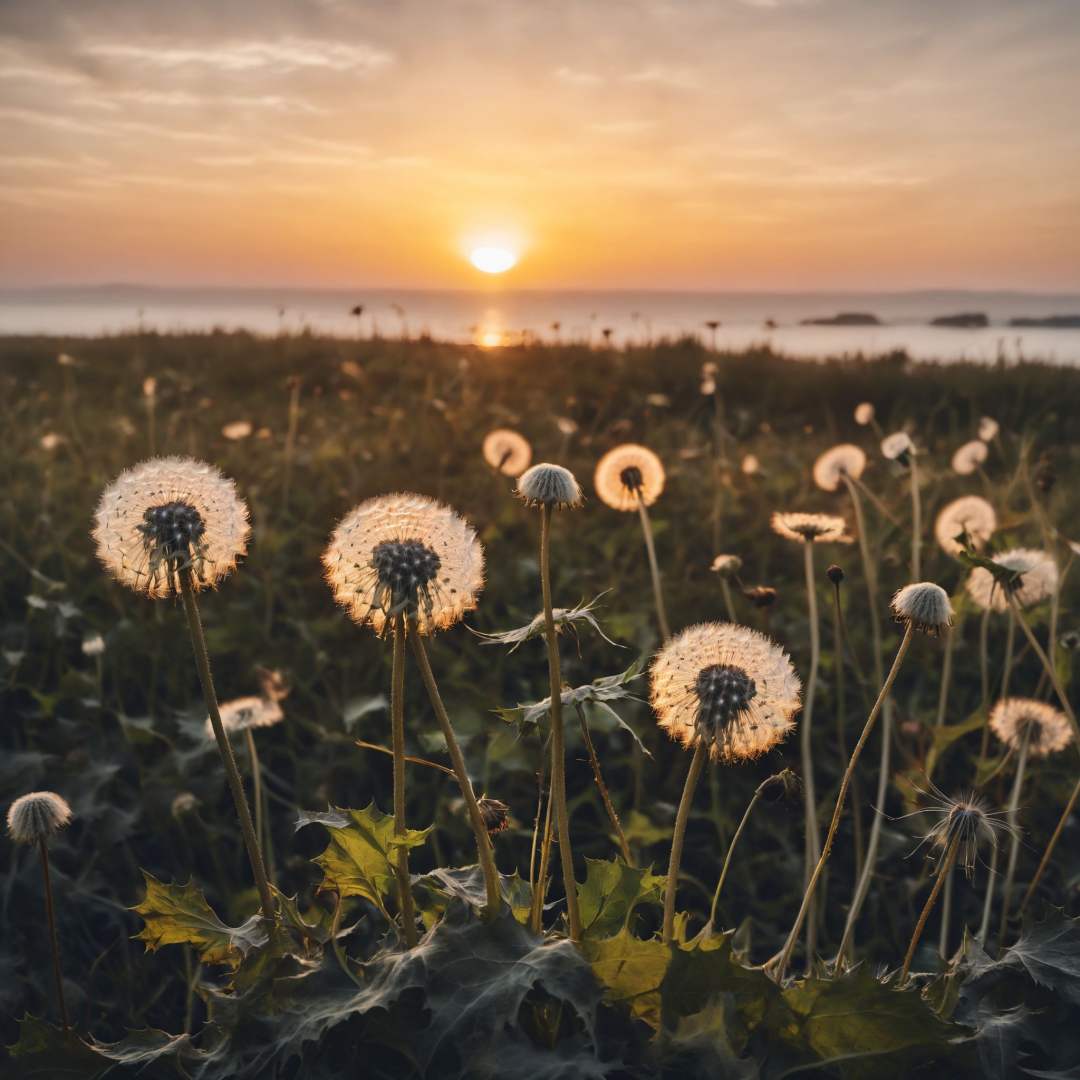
left=826, top=564, right=844, bottom=587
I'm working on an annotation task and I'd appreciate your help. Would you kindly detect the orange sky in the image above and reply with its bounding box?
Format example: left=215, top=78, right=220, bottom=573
left=2, top=0, right=1079, bottom=290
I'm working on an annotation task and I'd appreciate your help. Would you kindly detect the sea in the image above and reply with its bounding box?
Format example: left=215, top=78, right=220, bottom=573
left=3, top=285, right=1080, bottom=365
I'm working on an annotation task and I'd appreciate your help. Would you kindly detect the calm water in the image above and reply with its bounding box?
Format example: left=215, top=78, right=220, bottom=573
left=3, top=286, right=1080, bottom=364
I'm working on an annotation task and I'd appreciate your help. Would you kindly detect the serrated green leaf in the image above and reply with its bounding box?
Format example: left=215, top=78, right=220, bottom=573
left=578, top=857, right=664, bottom=940
left=131, top=872, right=268, bottom=971
left=5, top=1016, right=108, bottom=1080
left=416, top=865, right=534, bottom=928
left=581, top=926, right=670, bottom=1030
left=297, top=803, right=431, bottom=914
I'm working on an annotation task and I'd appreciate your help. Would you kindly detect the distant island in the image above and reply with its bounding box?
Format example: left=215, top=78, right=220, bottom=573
left=1008, top=315, right=1080, bottom=328
left=930, top=312, right=989, bottom=328
left=800, top=312, right=881, bottom=326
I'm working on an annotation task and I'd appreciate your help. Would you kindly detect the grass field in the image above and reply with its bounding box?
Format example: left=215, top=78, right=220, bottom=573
left=3, top=331, right=1080, bottom=1077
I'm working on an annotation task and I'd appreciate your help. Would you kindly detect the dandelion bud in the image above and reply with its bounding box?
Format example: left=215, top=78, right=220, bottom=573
left=978, top=416, right=999, bottom=442
left=745, top=585, right=777, bottom=609
left=826, top=564, right=844, bottom=586
left=171, top=792, right=201, bottom=819
left=516, top=463, right=583, bottom=510
left=881, top=431, right=914, bottom=465
left=477, top=796, right=511, bottom=835
left=890, top=582, right=953, bottom=635
left=854, top=402, right=875, bottom=426
left=765, top=767, right=801, bottom=801
left=1034, top=455, right=1055, bottom=493
left=710, top=554, right=742, bottom=578
left=1060, top=630, right=1080, bottom=651
left=6, top=791, right=72, bottom=845
left=81, top=632, right=106, bottom=657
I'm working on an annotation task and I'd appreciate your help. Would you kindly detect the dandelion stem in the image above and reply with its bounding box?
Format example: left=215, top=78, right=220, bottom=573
left=977, top=843, right=999, bottom=946
left=1020, top=773, right=1080, bottom=916
left=637, top=498, right=671, bottom=642
left=39, top=840, right=69, bottom=1029
left=575, top=703, right=633, bottom=864
left=410, top=629, right=502, bottom=917
left=800, top=540, right=822, bottom=963
left=843, top=476, right=884, bottom=686
left=996, top=721, right=1032, bottom=948
left=939, top=864, right=954, bottom=959
left=527, top=734, right=550, bottom=929
left=244, top=729, right=267, bottom=880
left=708, top=778, right=766, bottom=931
left=179, top=569, right=275, bottom=922
left=389, top=614, right=418, bottom=947
left=900, top=832, right=960, bottom=984
left=530, top=773, right=555, bottom=934
left=773, top=624, right=914, bottom=982
left=909, top=454, right=922, bottom=581
left=935, top=625, right=955, bottom=729
left=719, top=578, right=737, bottom=622
left=539, top=504, right=582, bottom=941
left=281, top=377, right=301, bottom=515
left=330, top=892, right=365, bottom=989
left=663, top=742, right=707, bottom=944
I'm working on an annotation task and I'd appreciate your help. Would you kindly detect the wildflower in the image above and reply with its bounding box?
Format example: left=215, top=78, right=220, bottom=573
left=989, top=698, right=1073, bottom=758
left=978, top=416, right=999, bottom=441
left=81, top=632, right=106, bottom=657
left=771, top=511, right=850, bottom=544
left=205, top=696, right=284, bottom=740
left=93, top=457, right=250, bottom=599
left=711, top=554, right=742, bottom=578
left=951, top=440, right=988, bottom=476
left=965, top=548, right=1058, bottom=612
left=222, top=421, right=253, bottom=440
left=854, top=402, right=875, bottom=426
left=934, top=495, right=997, bottom=557
left=482, top=428, right=532, bottom=477
left=6, top=791, right=72, bottom=845
left=323, top=493, right=484, bottom=636
left=650, top=622, right=801, bottom=763
left=881, top=431, right=914, bottom=464
left=890, top=582, right=953, bottom=635
left=517, top=463, right=583, bottom=509
left=594, top=444, right=665, bottom=511
left=741, top=454, right=760, bottom=476
left=812, top=444, right=867, bottom=492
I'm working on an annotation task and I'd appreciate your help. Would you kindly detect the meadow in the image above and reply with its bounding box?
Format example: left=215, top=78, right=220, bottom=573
left=3, top=330, right=1080, bottom=1078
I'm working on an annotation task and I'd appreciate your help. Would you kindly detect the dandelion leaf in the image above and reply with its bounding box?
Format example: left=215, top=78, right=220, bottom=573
left=581, top=927, right=669, bottom=1030
left=578, top=857, right=664, bottom=940
left=4, top=1016, right=110, bottom=1079
left=416, top=865, right=533, bottom=927
left=131, top=871, right=268, bottom=970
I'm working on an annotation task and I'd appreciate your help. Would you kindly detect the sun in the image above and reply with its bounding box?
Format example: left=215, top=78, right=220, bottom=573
left=469, top=246, right=518, bottom=274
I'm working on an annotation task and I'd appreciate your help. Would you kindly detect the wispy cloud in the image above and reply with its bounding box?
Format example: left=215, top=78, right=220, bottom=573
left=554, top=66, right=604, bottom=86
left=624, top=65, right=697, bottom=90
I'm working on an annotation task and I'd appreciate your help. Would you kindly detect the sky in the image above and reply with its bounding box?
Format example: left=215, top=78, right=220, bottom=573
left=1, top=0, right=1079, bottom=292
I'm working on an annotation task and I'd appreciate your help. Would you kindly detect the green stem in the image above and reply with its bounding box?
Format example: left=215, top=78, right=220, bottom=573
left=40, top=840, right=69, bottom=1029
left=977, top=843, right=999, bottom=946
left=800, top=541, right=822, bottom=963
left=576, top=703, right=633, bottom=865
left=844, top=476, right=884, bottom=687
left=708, top=779, right=766, bottom=930
left=773, top=625, right=914, bottom=982
left=910, top=455, right=921, bottom=581
left=996, top=722, right=1032, bottom=947
left=530, top=773, right=555, bottom=934
left=179, top=569, right=275, bottom=922
left=390, top=614, right=418, bottom=946
left=330, top=892, right=365, bottom=988
left=540, top=504, right=582, bottom=941
left=719, top=578, right=736, bottom=622
left=637, top=499, right=671, bottom=642
left=1020, top=773, right=1080, bottom=915
left=939, top=862, right=954, bottom=960
left=244, top=728, right=266, bottom=879
left=934, top=625, right=955, bottom=729
left=663, top=743, right=707, bottom=943
left=900, top=833, right=960, bottom=984
left=410, top=629, right=502, bottom=916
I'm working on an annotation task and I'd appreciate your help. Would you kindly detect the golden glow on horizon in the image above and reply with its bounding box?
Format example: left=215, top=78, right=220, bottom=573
left=469, top=246, right=518, bottom=274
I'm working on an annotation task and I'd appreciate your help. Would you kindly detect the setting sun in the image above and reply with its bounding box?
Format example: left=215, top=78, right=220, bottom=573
left=469, top=246, right=518, bottom=275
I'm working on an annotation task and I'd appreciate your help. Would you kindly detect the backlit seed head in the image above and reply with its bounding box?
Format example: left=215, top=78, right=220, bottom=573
left=934, top=495, right=997, bottom=557
left=965, top=548, right=1058, bottom=613
left=81, top=632, right=106, bottom=657
left=771, top=511, right=850, bottom=544
left=482, top=429, right=532, bottom=477
left=595, top=444, right=665, bottom=511
left=6, top=791, right=72, bottom=845
left=812, top=444, right=867, bottom=492
left=651, top=622, right=800, bottom=762
left=881, top=431, right=914, bottom=464
left=324, top=493, right=484, bottom=635
left=741, top=454, right=760, bottom=476
left=989, top=698, right=1073, bottom=758
left=93, top=457, right=250, bottom=599
left=951, top=440, right=988, bottom=476
left=710, top=554, right=742, bottom=578
left=908, top=783, right=1014, bottom=879
left=854, top=402, right=875, bottom=426
left=745, top=585, right=777, bottom=609
left=207, top=696, right=285, bottom=740
left=890, top=582, right=953, bottom=635
left=516, top=463, right=583, bottom=509
left=978, top=416, right=999, bottom=442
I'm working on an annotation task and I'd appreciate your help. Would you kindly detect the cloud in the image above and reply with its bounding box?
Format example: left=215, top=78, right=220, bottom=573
left=624, top=65, right=697, bottom=90
left=554, top=66, right=604, bottom=86
left=590, top=120, right=653, bottom=135
left=84, top=37, right=393, bottom=75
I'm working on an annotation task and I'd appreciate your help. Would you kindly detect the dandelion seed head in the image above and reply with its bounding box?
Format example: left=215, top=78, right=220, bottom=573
left=477, top=796, right=511, bottom=835
left=854, top=402, right=875, bottom=426
left=517, top=463, right=583, bottom=509
left=650, top=622, right=800, bottom=762
left=711, top=554, right=742, bottom=578
left=81, top=632, right=106, bottom=657
left=890, top=582, right=953, bottom=635
left=910, top=785, right=1013, bottom=879
left=171, top=792, right=200, bottom=818
left=40, top=433, right=65, bottom=451
left=965, top=547, right=1058, bottom=612
left=951, top=440, right=988, bottom=476
left=555, top=416, right=578, bottom=437
left=771, top=511, right=850, bottom=544
left=594, top=444, right=665, bottom=511
left=881, top=431, right=914, bottom=462
left=934, top=495, right=997, bottom=557
left=222, top=420, right=253, bottom=441
left=323, top=492, right=484, bottom=635
left=207, top=696, right=285, bottom=740
left=482, top=428, right=532, bottom=477
left=989, top=698, right=1073, bottom=757
left=741, top=454, right=760, bottom=476
left=6, top=791, right=72, bottom=845
left=978, top=416, right=999, bottom=441
left=813, top=443, right=867, bottom=492
left=93, top=457, right=250, bottom=598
